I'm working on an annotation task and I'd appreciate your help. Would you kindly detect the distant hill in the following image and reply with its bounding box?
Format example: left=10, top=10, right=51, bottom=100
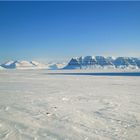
left=0, top=60, right=66, bottom=70
left=1, top=60, right=47, bottom=69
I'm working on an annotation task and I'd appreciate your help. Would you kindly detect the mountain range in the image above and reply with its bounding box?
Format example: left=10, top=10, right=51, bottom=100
left=0, top=60, right=66, bottom=70
left=64, top=56, right=140, bottom=69
left=0, top=56, right=140, bottom=70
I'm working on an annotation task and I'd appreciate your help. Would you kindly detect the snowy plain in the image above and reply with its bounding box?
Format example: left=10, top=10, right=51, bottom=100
left=0, top=69, right=140, bottom=140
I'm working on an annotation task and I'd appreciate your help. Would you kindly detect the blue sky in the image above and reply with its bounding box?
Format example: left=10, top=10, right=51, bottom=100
left=0, top=1, right=140, bottom=63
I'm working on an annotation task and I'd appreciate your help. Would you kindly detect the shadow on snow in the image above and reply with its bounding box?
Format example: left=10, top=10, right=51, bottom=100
left=45, top=72, right=140, bottom=77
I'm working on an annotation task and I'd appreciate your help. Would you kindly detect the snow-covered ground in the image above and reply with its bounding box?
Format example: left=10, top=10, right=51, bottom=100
left=0, top=70, right=140, bottom=140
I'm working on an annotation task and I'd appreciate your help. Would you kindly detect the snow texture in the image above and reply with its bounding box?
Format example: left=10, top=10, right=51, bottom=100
left=0, top=69, right=140, bottom=140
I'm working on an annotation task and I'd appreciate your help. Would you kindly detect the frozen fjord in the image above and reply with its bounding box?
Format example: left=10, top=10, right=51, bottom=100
left=0, top=70, right=140, bottom=140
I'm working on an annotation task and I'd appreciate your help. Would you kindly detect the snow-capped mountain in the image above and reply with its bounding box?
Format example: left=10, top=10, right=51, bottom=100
left=64, top=56, right=140, bottom=69
left=47, top=62, right=67, bottom=70
left=1, top=60, right=48, bottom=69
left=0, top=60, right=67, bottom=70
left=0, top=57, right=140, bottom=70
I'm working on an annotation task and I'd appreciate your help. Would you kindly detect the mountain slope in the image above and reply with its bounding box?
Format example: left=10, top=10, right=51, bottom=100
left=1, top=60, right=67, bottom=70
left=64, top=56, right=140, bottom=69
left=1, top=60, right=47, bottom=69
